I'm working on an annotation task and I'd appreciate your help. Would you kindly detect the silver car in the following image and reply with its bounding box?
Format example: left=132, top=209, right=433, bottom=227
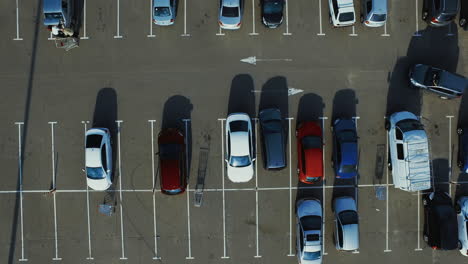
left=153, top=0, right=177, bottom=26
left=85, top=128, right=113, bottom=191
left=333, top=197, right=359, bottom=251
left=219, top=0, right=244, bottom=29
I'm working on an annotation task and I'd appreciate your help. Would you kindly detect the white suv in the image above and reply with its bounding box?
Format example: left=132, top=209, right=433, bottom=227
left=329, top=0, right=356, bottom=27
left=386, top=111, right=431, bottom=192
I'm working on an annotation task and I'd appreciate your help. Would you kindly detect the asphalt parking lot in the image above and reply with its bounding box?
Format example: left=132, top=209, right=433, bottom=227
left=0, top=0, right=468, bottom=263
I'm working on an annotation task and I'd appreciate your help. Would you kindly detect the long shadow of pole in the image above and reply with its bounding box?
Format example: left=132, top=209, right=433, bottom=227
left=9, top=1, right=42, bottom=263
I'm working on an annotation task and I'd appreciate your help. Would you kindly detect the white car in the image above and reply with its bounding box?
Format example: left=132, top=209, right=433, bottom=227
left=333, top=196, right=359, bottom=251
left=85, top=128, right=112, bottom=190
left=296, top=198, right=323, bottom=264
left=457, top=196, right=468, bottom=256
left=225, top=113, right=254, bottom=182
left=329, top=0, right=356, bottom=27
left=219, top=0, right=243, bottom=29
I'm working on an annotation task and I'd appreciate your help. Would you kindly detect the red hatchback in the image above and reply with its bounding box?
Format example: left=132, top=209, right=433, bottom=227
left=158, top=128, right=187, bottom=195
left=296, top=122, right=323, bottom=184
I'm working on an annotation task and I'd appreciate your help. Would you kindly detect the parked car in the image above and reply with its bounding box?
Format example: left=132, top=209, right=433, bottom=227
left=422, top=0, right=459, bottom=27
left=296, top=198, right=323, bottom=264
left=85, top=128, right=112, bottom=191
left=158, top=128, right=187, bottom=195
left=261, top=0, right=284, bottom=28
left=386, top=111, right=431, bottom=192
left=333, top=196, right=359, bottom=251
left=423, top=191, right=459, bottom=250
left=219, top=0, right=244, bottom=29
left=297, top=122, right=323, bottom=184
left=153, top=0, right=177, bottom=25
left=43, top=0, right=72, bottom=28
left=360, top=0, right=387, bottom=27
left=457, top=127, right=468, bottom=173
left=460, top=0, right=468, bottom=30
left=225, top=113, right=255, bottom=182
left=329, top=0, right=356, bottom=27
left=259, top=108, right=286, bottom=170
left=409, top=64, right=466, bottom=99
left=456, top=196, right=468, bottom=256
left=332, top=118, right=358, bottom=179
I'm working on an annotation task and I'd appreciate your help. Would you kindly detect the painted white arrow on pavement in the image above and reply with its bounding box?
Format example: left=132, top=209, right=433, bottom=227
left=250, top=88, right=303, bottom=96
left=240, top=56, right=293, bottom=65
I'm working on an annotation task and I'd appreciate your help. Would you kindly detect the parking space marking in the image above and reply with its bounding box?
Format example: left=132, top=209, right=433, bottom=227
left=218, top=118, right=229, bottom=259
left=381, top=22, right=390, bottom=37
left=349, top=26, right=357, bottom=37
left=317, top=0, right=325, bottom=36
left=384, top=129, right=392, bottom=252
left=48, top=122, right=62, bottom=261
left=15, top=122, right=28, bottom=262
left=253, top=119, right=261, bottom=258
left=249, top=0, right=258, bottom=35
left=216, top=27, right=225, bottom=36
left=183, top=119, right=194, bottom=260
left=283, top=0, right=292, bottom=35
left=114, top=0, right=123, bottom=38
left=415, top=191, right=423, bottom=251
left=353, top=116, right=360, bottom=254
left=48, top=32, right=56, bottom=40
left=181, top=0, right=190, bottom=37
left=414, top=0, right=422, bottom=36
left=116, top=120, right=127, bottom=260
left=147, top=0, right=156, bottom=37
left=80, top=0, right=89, bottom=39
left=287, top=118, right=295, bottom=257
left=447, top=116, right=454, bottom=195
left=82, top=121, right=94, bottom=260
left=319, top=117, right=328, bottom=255
left=148, top=120, right=160, bottom=259
left=13, top=0, right=23, bottom=40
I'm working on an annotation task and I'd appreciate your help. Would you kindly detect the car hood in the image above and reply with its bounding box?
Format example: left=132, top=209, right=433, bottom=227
left=263, top=12, right=283, bottom=24
left=342, top=224, right=359, bottom=250
left=227, top=164, right=253, bottom=182
left=411, top=64, right=430, bottom=84
left=87, top=178, right=110, bottom=191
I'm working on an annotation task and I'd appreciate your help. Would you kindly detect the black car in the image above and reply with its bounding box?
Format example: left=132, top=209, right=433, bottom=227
left=458, top=127, right=468, bottom=173
left=261, top=0, right=284, bottom=28
left=422, top=0, right=459, bottom=27
left=259, top=108, right=286, bottom=170
left=460, top=0, right=468, bottom=30
left=423, top=191, right=459, bottom=250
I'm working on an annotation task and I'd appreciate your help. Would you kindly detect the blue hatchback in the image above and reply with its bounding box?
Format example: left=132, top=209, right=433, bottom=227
left=458, top=127, right=468, bottom=173
left=332, top=118, right=359, bottom=179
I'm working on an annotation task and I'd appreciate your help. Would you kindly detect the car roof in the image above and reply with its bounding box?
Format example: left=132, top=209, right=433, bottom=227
left=86, top=148, right=102, bottom=168
left=304, top=148, right=323, bottom=177
left=372, top=0, right=387, bottom=13
left=341, top=142, right=358, bottom=165
left=341, top=224, right=359, bottom=250
left=222, top=0, right=240, bottom=7
left=264, top=132, right=286, bottom=168
left=230, top=132, right=250, bottom=156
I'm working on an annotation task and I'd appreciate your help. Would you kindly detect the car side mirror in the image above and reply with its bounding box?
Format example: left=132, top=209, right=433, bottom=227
left=107, top=170, right=111, bottom=173
left=82, top=168, right=85, bottom=172
left=252, top=158, right=256, bottom=162
left=224, top=159, right=228, bottom=163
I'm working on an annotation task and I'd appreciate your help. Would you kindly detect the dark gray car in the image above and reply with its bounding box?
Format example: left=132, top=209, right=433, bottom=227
left=259, top=108, right=286, bottom=170
left=409, top=64, right=467, bottom=99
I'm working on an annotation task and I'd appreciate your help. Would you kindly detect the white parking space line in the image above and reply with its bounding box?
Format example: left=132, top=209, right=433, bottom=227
left=447, top=116, right=454, bottom=195
left=253, top=119, right=261, bottom=258
left=286, top=118, right=294, bottom=257
left=381, top=22, right=390, bottom=37
left=414, top=191, right=423, bottom=251
left=283, top=0, right=292, bottom=35
left=249, top=0, right=258, bottom=35
left=116, top=121, right=127, bottom=260
left=48, top=122, right=62, bottom=261
left=216, top=27, right=225, bottom=36
left=384, top=128, right=392, bottom=253
left=80, top=0, right=89, bottom=39
left=81, top=121, right=94, bottom=260
left=148, top=120, right=160, bottom=259
left=319, top=117, right=328, bottom=255
left=447, top=23, right=455, bottom=36
left=13, top=0, right=23, bottom=40
left=48, top=32, right=56, bottom=40
left=147, top=0, right=156, bottom=37
left=414, top=0, right=422, bottom=36
left=181, top=0, right=190, bottom=37
left=15, top=122, right=27, bottom=262
left=317, top=0, right=325, bottom=36
left=114, top=0, right=123, bottom=38
left=218, top=118, right=229, bottom=259
left=183, top=119, right=194, bottom=260
left=349, top=26, right=357, bottom=36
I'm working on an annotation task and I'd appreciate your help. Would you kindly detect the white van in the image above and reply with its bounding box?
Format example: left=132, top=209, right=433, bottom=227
left=43, top=0, right=72, bottom=28
left=386, top=111, right=431, bottom=192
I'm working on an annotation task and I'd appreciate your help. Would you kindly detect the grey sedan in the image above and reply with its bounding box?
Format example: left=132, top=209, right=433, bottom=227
left=153, top=0, right=177, bottom=26
left=409, top=64, right=466, bottom=99
left=259, top=108, right=286, bottom=170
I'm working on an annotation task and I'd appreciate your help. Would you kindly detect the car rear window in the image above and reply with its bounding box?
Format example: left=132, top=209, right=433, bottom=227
left=339, top=12, right=354, bottom=22
left=371, top=13, right=386, bottom=22
left=230, top=120, right=248, bottom=132
left=338, top=130, right=356, bottom=142
left=303, top=251, right=321, bottom=260
left=86, top=167, right=105, bottom=179
left=222, top=6, right=239, bottom=17
left=154, top=7, right=171, bottom=17
left=396, top=119, right=424, bottom=132
left=302, top=136, right=322, bottom=149
left=341, top=164, right=356, bottom=174
left=86, top=135, right=102, bottom=148
left=300, top=215, right=322, bottom=230
left=230, top=155, right=251, bottom=167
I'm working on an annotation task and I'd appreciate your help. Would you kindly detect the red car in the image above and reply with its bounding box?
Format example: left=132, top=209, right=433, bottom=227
left=158, top=128, right=187, bottom=195
left=296, top=122, right=323, bottom=184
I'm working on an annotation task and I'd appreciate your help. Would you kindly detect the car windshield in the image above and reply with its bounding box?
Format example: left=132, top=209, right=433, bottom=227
left=264, top=1, right=283, bottom=14
left=438, top=13, right=456, bottom=21
left=338, top=130, right=356, bottom=142
left=425, top=69, right=441, bottom=86
left=396, top=119, right=424, bottom=132
left=339, top=12, right=354, bottom=22
left=339, top=210, right=358, bottom=225
left=86, top=167, right=105, bottom=179
left=154, top=7, right=171, bottom=17
left=303, top=251, right=321, bottom=260
left=222, top=6, right=239, bottom=17
left=230, top=155, right=251, bottom=167
left=262, top=120, right=282, bottom=133
left=341, top=164, right=356, bottom=173
left=159, top=144, right=182, bottom=160
left=300, top=215, right=322, bottom=230
left=371, top=13, right=386, bottom=22
left=86, top=134, right=102, bottom=148
left=45, top=12, right=63, bottom=20
left=302, top=136, right=321, bottom=149
left=230, top=120, right=248, bottom=132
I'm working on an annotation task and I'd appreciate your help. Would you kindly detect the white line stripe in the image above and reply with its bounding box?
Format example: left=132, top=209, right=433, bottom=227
left=116, top=121, right=127, bottom=260
left=283, top=0, right=291, bottom=35
left=80, top=0, right=89, bottom=39
left=319, top=117, right=327, bottom=255
left=16, top=122, right=27, bottom=261
left=415, top=191, right=422, bottom=251
left=447, top=116, right=454, bottom=195
left=148, top=0, right=155, bottom=37
left=49, top=122, right=61, bottom=261
left=181, top=0, right=190, bottom=36
left=384, top=131, right=391, bottom=252
left=148, top=120, right=160, bottom=259
left=249, top=0, right=258, bottom=35
left=317, top=0, right=325, bottom=35
left=183, top=120, right=194, bottom=260
left=254, top=119, right=261, bottom=258
left=82, top=121, right=93, bottom=260
left=287, top=118, right=294, bottom=256
left=14, top=0, right=23, bottom=40
left=349, top=26, right=357, bottom=36
left=220, top=119, right=229, bottom=259
left=114, top=0, right=123, bottom=38
left=381, top=22, right=390, bottom=37
left=414, top=0, right=421, bottom=36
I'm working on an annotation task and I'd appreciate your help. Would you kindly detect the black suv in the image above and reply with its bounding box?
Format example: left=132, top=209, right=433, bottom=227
left=422, top=0, right=459, bottom=27
left=423, top=191, right=459, bottom=250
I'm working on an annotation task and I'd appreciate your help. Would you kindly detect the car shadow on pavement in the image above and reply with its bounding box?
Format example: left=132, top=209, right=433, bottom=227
left=161, top=95, right=193, bottom=178
left=259, top=76, right=289, bottom=119
left=331, top=89, right=357, bottom=123
left=432, top=158, right=449, bottom=193
left=227, top=74, right=256, bottom=117
left=72, top=0, right=84, bottom=37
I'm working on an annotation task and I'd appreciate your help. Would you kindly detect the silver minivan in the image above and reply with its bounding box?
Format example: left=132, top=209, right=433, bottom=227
left=361, top=0, right=387, bottom=27
left=43, top=0, right=72, bottom=27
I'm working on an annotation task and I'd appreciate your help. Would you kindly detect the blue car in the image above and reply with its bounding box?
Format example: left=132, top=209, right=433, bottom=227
left=458, top=127, right=468, bottom=173
left=332, top=118, right=359, bottom=179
